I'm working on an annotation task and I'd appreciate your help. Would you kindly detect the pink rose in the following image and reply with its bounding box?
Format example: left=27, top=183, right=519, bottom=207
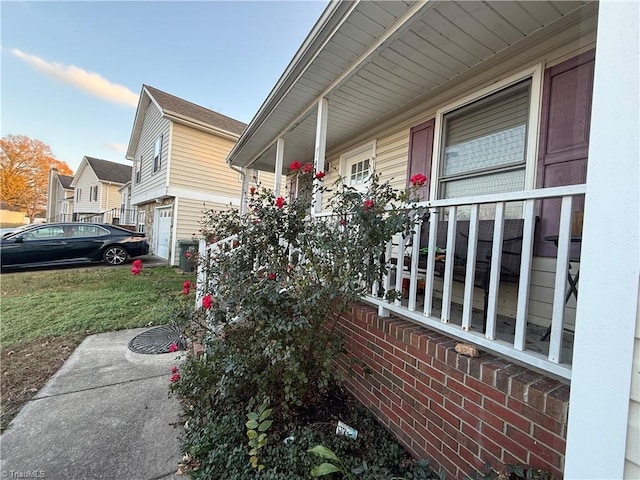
left=302, top=162, right=314, bottom=173
left=315, top=171, right=326, bottom=180
left=170, top=373, right=181, bottom=383
left=171, top=366, right=179, bottom=374
left=410, top=173, right=427, bottom=187
left=169, top=343, right=179, bottom=353
left=202, top=294, right=213, bottom=309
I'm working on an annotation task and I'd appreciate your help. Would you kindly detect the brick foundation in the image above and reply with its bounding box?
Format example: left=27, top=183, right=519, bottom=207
left=337, top=302, right=569, bottom=479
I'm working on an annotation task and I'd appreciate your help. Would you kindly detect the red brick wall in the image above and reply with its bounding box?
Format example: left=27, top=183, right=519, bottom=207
left=337, top=302, right=570, bottom=479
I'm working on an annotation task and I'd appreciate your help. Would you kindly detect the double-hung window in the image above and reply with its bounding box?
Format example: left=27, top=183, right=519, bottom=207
left=429, top=66, right=542, bottom=219
left=135, top=157, right=142, bottom=184
left=76, top=188, right=82, bottom=202
left=153, top=135, right=163, bottom=173
left=438, top=79, right=531, bottom=200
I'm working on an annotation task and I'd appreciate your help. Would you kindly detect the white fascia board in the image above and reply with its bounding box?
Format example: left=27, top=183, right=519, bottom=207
left=166, top=187, right=240, bottom=207
left=69, top=157, right=89, bottom=187
left=126, top=88, right=151, bottom=160
left=130, top=185, right=170, bottom=206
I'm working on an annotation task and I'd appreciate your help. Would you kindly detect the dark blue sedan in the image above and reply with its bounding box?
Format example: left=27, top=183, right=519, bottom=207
left=0, top=223, right=149, bottom=271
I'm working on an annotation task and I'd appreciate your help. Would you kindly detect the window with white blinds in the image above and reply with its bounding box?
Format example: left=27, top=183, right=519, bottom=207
left=439, top=79, right=531, bottom=200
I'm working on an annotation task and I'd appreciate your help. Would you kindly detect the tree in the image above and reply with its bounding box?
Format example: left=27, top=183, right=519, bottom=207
left=0, top=135, right=73, bottom=223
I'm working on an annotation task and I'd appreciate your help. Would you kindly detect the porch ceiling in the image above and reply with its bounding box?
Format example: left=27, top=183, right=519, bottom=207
left=229, top=0, right=592, bottom=173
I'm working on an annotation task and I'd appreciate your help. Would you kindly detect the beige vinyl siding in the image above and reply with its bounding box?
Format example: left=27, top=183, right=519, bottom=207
left=130, top=102, right=170, bottom=203
left=170, top=123, right=242, bottom=199
left=172, top=198, right=238, bottom=263
left=101, top=184, right=123, bottom=212
left=626, top=300, right=640, bottom=478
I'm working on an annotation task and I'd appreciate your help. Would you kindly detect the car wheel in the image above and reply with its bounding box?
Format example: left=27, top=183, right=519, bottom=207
left=103, top=246, right=128, bottom=265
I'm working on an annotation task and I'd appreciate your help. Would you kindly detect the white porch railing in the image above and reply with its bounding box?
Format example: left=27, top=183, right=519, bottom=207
left=197, top=184, right=586, bottom=379
left=368, top=184, right=585, bottom=380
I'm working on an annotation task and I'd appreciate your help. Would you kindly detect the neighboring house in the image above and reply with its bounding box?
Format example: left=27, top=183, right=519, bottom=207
left=126, top=85, right=269, bottom=265
left=46, top=169, right=74, bottom=222
left=70, top=156, right=132, bottom=224
left=224, top=2, right=639, bottom=479
left=0, top=201, right=26, bottom=225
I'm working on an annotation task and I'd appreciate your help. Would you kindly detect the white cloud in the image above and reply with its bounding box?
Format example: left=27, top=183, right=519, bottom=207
left=12, top=49, right=139, bottom=108
left=105, top=142, right=128, bottom=153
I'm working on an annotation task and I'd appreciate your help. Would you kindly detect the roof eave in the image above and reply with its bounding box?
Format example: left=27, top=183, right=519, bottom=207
left=226, top=0, right=352, bottom=167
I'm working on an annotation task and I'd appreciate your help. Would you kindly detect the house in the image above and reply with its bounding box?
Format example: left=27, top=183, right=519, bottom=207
left=0, top=201, right=27, bottom=225
left=222, top=1, right=639, bottom=478
left=125, top=85, right=270, bottom=265
left=46, top=169, right=74, bottom=222
left=69, top=156, right=132, bottom=224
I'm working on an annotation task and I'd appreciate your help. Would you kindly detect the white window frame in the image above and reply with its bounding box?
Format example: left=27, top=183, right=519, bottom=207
left=76, top=188, right=82, bottom=202
left=153, top=135, right=163, bottom=173
left=137, top=210, right=146, bottom=233
left=135, top=157, right=142, bottom=184
left=430, top=64, right=543, bottom=200
left=340, top=140, right=376, bottom=191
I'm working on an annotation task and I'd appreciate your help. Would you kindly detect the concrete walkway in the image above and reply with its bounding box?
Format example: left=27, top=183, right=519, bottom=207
left=0, top=328, right=183, bottom=479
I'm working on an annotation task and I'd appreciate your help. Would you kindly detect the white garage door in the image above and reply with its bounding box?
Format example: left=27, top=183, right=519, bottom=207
left=154, top=208, right=172, bottom=259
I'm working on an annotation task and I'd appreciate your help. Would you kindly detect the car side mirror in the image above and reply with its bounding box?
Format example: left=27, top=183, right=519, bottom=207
left=13, top=236, right=24, bottom=243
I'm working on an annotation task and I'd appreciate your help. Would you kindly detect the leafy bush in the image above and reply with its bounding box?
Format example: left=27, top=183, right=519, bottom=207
left=180, top=165, right=423, bottom=412
left=177, top=385, right=440, bottom=479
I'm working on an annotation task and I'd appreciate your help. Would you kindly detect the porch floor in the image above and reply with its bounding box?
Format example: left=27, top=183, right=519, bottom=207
left=397, top=295, right=575, bottom=365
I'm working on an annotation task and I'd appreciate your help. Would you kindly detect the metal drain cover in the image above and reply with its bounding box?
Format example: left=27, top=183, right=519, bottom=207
left=128, top=325, right=186, bottom=354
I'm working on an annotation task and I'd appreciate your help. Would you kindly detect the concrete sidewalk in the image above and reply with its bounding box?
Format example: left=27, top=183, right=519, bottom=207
left=0, top=328, right=183, bottom=480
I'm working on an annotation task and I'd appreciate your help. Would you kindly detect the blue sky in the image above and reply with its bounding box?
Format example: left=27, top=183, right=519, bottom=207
left=1, top=0, right=328, bottom=173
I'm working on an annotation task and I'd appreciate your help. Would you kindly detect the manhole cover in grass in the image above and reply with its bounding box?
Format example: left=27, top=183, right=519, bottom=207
left=128, top=325, right=186, bottom=354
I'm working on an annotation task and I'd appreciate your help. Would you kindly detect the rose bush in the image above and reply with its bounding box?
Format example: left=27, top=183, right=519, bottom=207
left=171, top=164, right=425, bottom=418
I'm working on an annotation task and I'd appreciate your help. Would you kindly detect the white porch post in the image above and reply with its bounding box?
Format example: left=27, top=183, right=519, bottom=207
left=312, top=98, right=328, bottom=214
left=564, top=1, right=639, bottom=478
left=274, top=137, right=285, bottom=196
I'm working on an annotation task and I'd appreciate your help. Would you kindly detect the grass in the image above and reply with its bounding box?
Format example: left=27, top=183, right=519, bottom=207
left=0, top=264, right=195, bottom=430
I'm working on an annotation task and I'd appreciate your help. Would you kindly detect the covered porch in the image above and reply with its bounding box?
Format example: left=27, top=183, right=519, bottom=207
left=216, top=0, right=639, bottom=477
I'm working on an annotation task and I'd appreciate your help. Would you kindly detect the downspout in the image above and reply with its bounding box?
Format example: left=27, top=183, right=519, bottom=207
left=229, top=164, right=247, bottom=214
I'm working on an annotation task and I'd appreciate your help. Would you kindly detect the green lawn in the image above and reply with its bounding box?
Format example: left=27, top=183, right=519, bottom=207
left=0, top=265, right=193, bottom=348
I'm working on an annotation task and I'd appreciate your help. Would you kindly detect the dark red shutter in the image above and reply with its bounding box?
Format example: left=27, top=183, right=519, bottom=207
left=535, top=50, right=595, bottom=257
left=407, top=119, right=435, bottom=201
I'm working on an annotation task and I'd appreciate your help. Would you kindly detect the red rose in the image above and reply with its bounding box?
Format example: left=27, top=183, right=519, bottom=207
left=182, top=280, right=191, bottom=295
left=275, top=196, right=285, bottom=209
left=171, top=366, right=179, bottom=374
left=170, top=373, right=181, bottom=383
left=410, top=173, right=427, bottom=187
left=289, top=161, right=302, bottom=171
left=315, top=171, right=326, bottom=180
left=169, top=343, right=179, bottom=353
left=302, top=162, right=314, bottom=173
left=363, top=199, right=374, bottom=211
left=249, top=186, right=256, bottom=195
left=267, top=272, right=276, bottom=280
left=202, top=294, right=213, bottom=309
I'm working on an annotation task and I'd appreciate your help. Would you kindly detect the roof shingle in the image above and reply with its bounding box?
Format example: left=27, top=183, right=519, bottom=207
left=144, top=85, right=247, bottom=136
left=85, top=157, right=132, bottom=184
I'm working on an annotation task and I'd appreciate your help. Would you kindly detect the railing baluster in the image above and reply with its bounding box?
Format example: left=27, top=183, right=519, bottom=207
left=394, top=234, right=405, bottom=307
left=379, top=241, right=393, bottom=317
left=549, top=195, right=573, bottom=363
left=408, top=215, right=422, bottom=312
left=461, top=204, right=479, bottom=331
left=485, top=202, right=505, bottom=340
left=441, top=206, right=457, bottom=323
left=423, top=208, right=439, bottom=317
left=514, top=199, right=536, bottom=351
